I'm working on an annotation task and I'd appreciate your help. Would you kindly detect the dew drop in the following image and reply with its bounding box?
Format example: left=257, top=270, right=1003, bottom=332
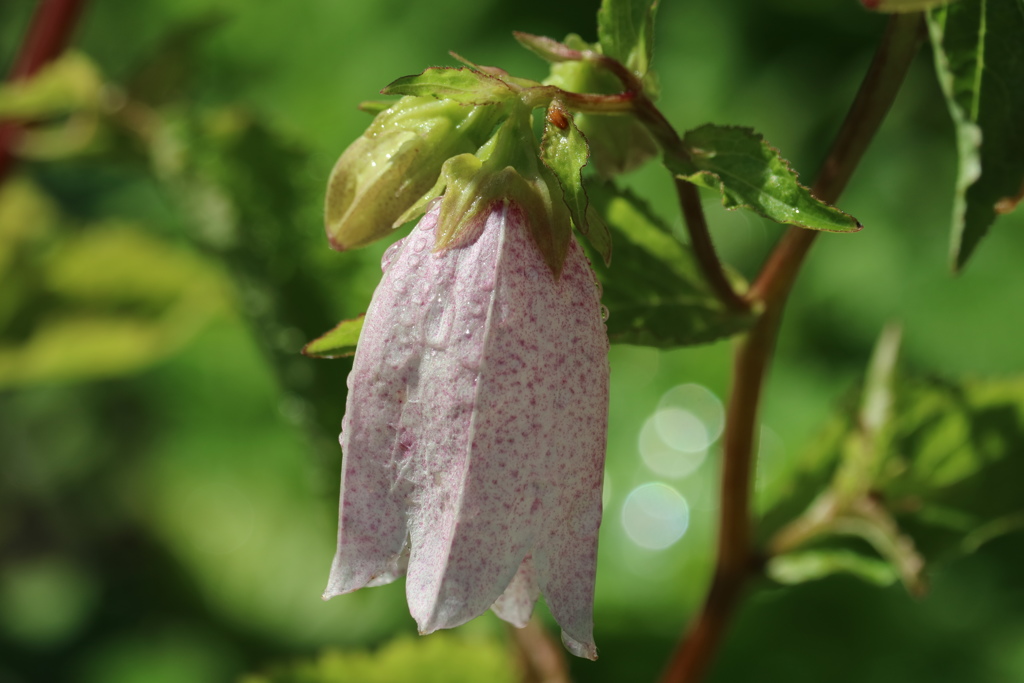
left=381, top=239, right=405, bottom=272
left=600, top=305, right=610, bottom=322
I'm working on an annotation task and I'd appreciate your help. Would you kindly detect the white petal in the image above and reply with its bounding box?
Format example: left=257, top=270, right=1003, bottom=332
left=490, top=556, right=541, bottom=628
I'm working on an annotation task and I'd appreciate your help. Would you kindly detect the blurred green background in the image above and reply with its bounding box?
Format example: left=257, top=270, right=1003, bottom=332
left=2, top=0, right=1023, bottom=681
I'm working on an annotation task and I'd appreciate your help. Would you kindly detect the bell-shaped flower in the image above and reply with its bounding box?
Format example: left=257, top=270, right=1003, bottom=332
left=323, top=197, right=609, bottom=659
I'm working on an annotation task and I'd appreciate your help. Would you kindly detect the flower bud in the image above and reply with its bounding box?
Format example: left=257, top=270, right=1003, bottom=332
left=325, top=96, right=503, bottom=250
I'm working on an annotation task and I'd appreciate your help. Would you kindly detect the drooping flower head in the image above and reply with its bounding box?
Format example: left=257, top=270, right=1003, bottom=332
left=320, top=62, right=611, bottom=658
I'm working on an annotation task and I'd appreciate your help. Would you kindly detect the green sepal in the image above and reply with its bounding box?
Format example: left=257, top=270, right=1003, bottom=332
left=513, top=32, right=586, bottom=63
left=542, top=38, right=659, bottom=178
left=540, top=107, right=611, bottom=265
left=302, top=316, right=365, bottom=359
left=927, top=0, right=1024, bottom=270
left=673, top=124, right=862, bottom=233
left=357, top=100, right=391, bottom=115
left=382, top=67, right=514, bottom=105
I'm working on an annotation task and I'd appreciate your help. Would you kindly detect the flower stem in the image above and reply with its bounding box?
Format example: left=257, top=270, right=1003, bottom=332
left=659, top=12, right=926, bottom=683
left=508, top=617, right=574, bottom=683
left=674, top=177, right=749, bottom=313
left=0, top=0, right=88, bottom=181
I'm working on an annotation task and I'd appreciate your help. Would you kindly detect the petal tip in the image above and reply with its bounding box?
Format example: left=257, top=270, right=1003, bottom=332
left=561, top=632, right=597, bottom=661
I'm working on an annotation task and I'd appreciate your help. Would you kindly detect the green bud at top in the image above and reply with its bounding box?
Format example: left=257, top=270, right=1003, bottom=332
left=428, top=109, right=573, bottom=278
left=324, top=96, right=504, bottom=251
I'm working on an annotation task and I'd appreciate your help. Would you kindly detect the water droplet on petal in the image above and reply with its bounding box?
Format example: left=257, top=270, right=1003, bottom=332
left=600, top=305, right=610, bottom=322
left=381, top=239, right=405, bottom=272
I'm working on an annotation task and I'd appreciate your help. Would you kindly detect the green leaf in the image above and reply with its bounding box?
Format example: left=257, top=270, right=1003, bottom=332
left=540, top=109, right=611, bottom=264
left=927, top=0, right=1024, bottom=270
left=0, top=52, right=103, bottom=119
left=382, top=67, right=513, bottom=105
left=302, top=315, right=364, bottom=359
left=673, top=125, right=862, bottom=233
left=589, top=185, right=756, bottom=347
left=597, top=0, right=659, bottom=76
left=767, top=549, right=899, bottom=587
left=243, top=633, right=517, bottom=683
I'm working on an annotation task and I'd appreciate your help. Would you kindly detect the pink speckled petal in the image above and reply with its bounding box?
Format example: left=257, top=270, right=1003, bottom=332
left=490, top=556, right=541, bottom=628
left=325, top=199, right=608, bottom=659
left=405, top=204, right=545, bottom=632
left=323, top=208, right=445, bottom=598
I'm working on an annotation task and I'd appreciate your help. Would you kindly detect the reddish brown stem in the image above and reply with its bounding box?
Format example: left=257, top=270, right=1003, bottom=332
left=0, top=0, right=88, bottom=180
left=675, top=177, right=749, bottom=312
left=660, top=12, right=926, bottom=683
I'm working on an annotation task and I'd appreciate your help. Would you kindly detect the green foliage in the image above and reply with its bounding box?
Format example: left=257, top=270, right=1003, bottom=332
left=765, top=326, right=1024, bottom=593
left=382, top=68, right=513, bottom=105
left=540, top=35, right=658, bottom=179
left=0, top=52, right=103, bottom=119
left=589, top=185, right=756, bottom=347
left=673, top=125, right=862, bottom=233
left=597, top=0, right=659, bottom=77
left=0, top=178, right=230, bottom=388
left=927, top=0, right=1024, bottom=270
left=540, top=109, right=613, bottom=265
left=303, top=316, right=364, bottom=359
left=243, top=634, right=517, bottom=683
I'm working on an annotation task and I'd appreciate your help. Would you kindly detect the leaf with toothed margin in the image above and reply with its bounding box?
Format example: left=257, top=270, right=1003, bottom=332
left=302, top=315, right=364, bottom=359
left=671, top=124, right=862, bottom=233
left=382, top=68, right=513, bottom=105
left=540, top=110, right=611, bottom=266
left=927, top=0, right=1024, bottom=271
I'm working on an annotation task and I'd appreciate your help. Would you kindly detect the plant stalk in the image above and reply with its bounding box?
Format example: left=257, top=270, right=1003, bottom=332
left=659, top=12, right=926, bottom=683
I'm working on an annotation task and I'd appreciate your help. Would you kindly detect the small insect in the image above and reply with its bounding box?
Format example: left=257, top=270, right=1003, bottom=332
left=546, top=106, right=569, bottom=130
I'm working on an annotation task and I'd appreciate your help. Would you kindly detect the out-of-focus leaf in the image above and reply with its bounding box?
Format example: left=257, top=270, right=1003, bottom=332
left=589, top=185, right=756, bottom=347
left=382, top=68, right=512, bottom=104
left=928, top=0, right=1024, bottom=270
left=767, top=549, right=899, bottom=587
left=242, top=633, right=517, bottom=683
left=302, top=315, right=364, bottom=359
left=0, top=222, right=230, bottom=388
left=673, top=125, right=862, bottom=233
left=764, top=330, right=1024, bottom=591
left=862, top=0, right=957, bottom=12
left=597, top=0, right=659, bottom=76
left=126, top=14, right=228, bottom=105
left=0, top=52, right=104, bottom=120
